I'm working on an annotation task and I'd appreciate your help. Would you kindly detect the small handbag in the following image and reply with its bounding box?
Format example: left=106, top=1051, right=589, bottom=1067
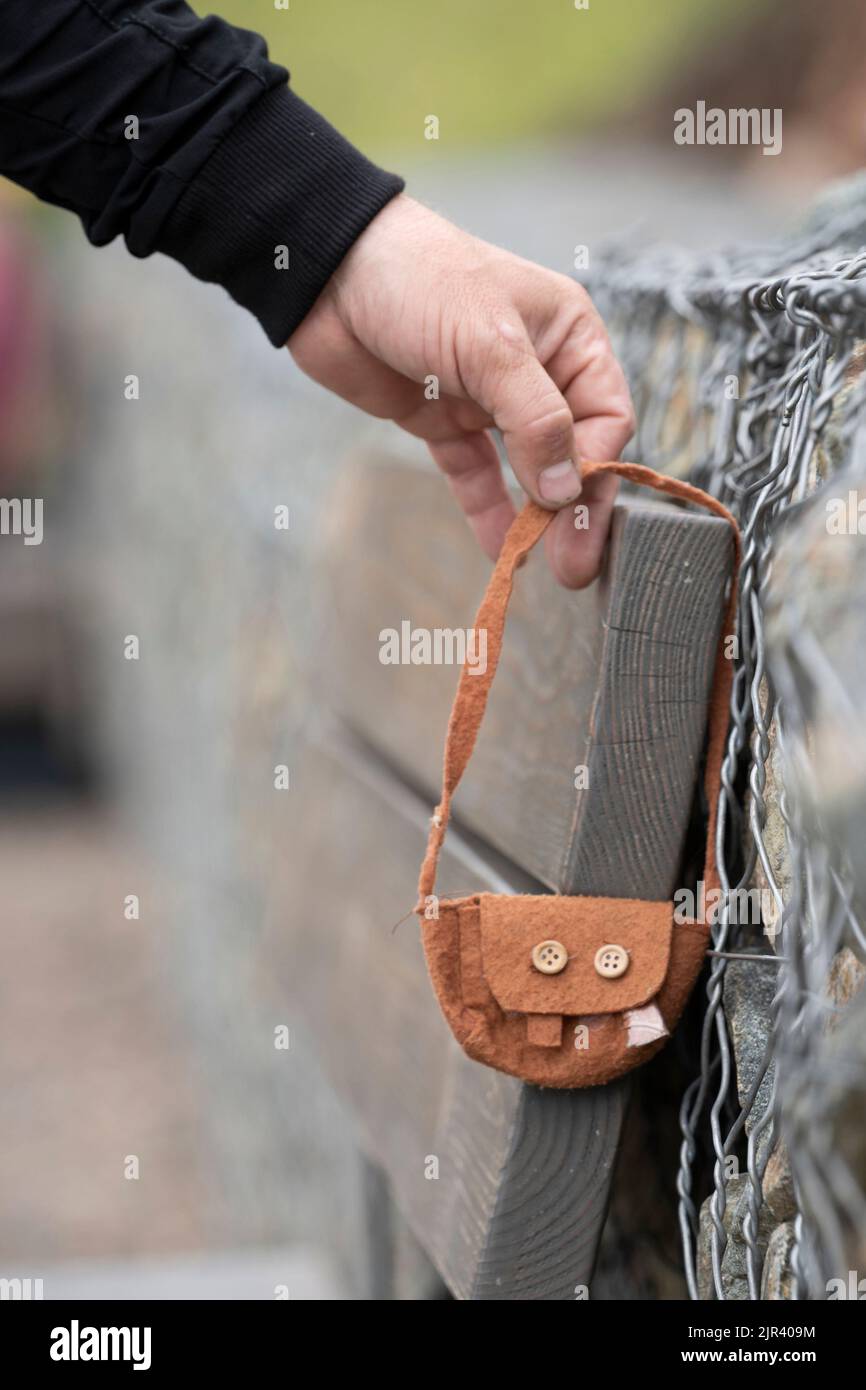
left=415, top=460, right=740, bottom=1088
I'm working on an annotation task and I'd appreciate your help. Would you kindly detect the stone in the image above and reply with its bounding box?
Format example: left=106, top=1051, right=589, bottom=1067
left=697, top=1174, right=775, bottom=1300
left=823, top=947, right=866, bottom=1034
left=761, top=1221, right=797, bottom=1300
left=747, top=711, right=790, bottom=950
left=723, top=954, right=777, bottom=1157
left=762, top=1142, right=797, bottom=1224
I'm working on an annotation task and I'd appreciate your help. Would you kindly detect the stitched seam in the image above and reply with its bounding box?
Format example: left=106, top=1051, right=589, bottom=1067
left=0, top=101, right=116, bottom=149
left=124, top=18, right=268, bottom=90
left=78, top=0, right=123, bottom=36
left=0, top=51, right=270, bottom=187
left=78, top=0, right=268, bottom=91
left=0, top=101, right=199, bottom=196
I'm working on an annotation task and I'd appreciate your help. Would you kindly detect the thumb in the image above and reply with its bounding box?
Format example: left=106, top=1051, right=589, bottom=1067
left=468, top=320, right=581, bottom=508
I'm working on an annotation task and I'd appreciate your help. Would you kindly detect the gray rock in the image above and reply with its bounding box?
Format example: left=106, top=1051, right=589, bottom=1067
left=761, top=1221, right=797, bottom=1301
left=723, top=954, right=778, bottom=1157
left=824, top=947, right=866, bottom=1033
left=762, top=1142, right=797, bottom=1225
left=698, top=1172, right=778, bottom=1300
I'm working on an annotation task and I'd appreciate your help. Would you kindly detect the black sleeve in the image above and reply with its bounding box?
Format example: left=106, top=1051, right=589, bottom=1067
left=0, top=0, right=405, bottom=344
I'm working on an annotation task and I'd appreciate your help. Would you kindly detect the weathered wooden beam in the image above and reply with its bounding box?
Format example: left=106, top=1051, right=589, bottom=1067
left=270, top=454, right=733, bottom=1298
left=322, top=454, right=733, bottom=899
left=272, top=732, right=627, bottom=1299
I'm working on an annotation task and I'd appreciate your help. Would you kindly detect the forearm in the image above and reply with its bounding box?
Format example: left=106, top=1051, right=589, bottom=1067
left=0, top=0, right=404, bottom=342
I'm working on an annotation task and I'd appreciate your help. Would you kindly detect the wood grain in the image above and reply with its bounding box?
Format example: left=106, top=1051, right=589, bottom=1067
left=472, top=1080, right=630, bottom=1300
left=270, top=453, right=735, bottom=1298
left=322, top=454, right=733, bottom=898
left=268, top=731, right=628, bottom=1299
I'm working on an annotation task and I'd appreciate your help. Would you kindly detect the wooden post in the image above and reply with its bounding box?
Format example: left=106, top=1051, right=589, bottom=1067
left=266, top=455, right=733, bottom=1298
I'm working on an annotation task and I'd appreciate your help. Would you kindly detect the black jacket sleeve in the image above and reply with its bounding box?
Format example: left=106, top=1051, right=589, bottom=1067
left=0, top=0, right=404, bottom=343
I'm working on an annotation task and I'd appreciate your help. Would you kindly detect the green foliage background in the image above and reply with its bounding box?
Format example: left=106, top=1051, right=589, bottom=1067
left=215, top=0, right=763, bottom=157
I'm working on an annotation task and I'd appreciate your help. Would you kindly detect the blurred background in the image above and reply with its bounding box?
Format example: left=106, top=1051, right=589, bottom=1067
left=1, top=0, right=863, bottom=1299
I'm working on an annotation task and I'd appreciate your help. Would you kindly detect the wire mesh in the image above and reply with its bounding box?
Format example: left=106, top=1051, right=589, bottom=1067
left=588, top=176, right=866, bottom=1300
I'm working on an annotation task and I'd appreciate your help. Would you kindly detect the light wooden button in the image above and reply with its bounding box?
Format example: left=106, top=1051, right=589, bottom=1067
left=594, top=944, right=629, bottom=979
left=531, top=940, right=569, bottom=975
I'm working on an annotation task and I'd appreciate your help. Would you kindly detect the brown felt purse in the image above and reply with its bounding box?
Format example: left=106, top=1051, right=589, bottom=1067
left=414, top=460, right=740, bottom=1089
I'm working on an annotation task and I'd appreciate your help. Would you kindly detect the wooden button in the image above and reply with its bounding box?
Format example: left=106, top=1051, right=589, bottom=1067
left=531, top=940, right=568, bottom=975
left=594, top=944, right=629, bottom=979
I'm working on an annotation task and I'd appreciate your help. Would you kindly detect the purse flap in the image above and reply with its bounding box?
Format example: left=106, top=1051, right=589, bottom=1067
left=478, top=893, right=674, bottom=1016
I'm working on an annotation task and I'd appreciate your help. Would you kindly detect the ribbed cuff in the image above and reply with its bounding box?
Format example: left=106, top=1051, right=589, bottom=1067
left=156, top=85, right=405, bottom=345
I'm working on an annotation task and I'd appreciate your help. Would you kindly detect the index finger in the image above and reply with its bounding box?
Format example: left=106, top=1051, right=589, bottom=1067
left=428, top=428, right=517, bottom=561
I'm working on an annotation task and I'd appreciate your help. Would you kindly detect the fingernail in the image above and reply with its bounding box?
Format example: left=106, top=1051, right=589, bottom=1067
left=539, top=459, right=581, bottom=503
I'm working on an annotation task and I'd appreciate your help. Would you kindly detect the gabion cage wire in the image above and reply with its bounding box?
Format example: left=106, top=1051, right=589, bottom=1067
left=588, top=175, right=866, bottom=1300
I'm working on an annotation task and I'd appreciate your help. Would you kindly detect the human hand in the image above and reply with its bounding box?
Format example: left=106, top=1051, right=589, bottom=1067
left=288, top=194, right=634, bottom=587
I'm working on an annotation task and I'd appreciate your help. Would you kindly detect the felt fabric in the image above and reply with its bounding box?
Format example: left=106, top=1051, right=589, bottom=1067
left=526, top=1014, right=563, bottom=1048
left=415, top=460, right=740, bottom=1089
left=424, top=898, right=709, bottom=1088
left=478, top=894, right=673, bottom=1015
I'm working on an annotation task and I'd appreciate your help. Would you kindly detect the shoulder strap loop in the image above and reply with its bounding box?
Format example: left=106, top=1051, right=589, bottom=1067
left=416, top=461, right=740, bottom=908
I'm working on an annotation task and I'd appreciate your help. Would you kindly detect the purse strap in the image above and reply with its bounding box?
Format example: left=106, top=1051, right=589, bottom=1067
left=416, top=460, right=741, bottom=908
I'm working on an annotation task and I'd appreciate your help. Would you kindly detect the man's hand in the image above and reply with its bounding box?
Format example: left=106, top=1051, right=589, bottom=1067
left=288, top=194, right=634, bottom=587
